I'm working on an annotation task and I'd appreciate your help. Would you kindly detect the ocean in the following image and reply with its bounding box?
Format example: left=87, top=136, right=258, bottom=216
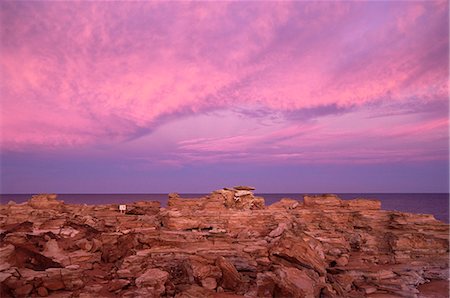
left=1, top=193, right=448, bottom=223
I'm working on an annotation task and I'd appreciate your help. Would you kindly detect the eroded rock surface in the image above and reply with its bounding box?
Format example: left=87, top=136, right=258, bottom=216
left=0, top=189, right=448, bottom=297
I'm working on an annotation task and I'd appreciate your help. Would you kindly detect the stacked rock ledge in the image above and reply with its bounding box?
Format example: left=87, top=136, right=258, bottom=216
left=0, top=189, right=448, bottom=297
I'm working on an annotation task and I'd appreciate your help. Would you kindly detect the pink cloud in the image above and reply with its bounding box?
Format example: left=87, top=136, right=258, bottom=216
left=0, top=1, right=448, bottom=166
left=163, top=110, right=448, bottom=165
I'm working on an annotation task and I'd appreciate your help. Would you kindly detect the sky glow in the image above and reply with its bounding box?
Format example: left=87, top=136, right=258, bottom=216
left=1, top=1, right=448, bottom=193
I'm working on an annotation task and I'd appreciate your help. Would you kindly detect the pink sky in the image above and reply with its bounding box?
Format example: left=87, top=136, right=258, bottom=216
left=0, top=1, right=448, bottom=193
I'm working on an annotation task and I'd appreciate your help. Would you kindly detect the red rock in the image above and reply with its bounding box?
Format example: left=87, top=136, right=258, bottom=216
left=126, top=201, right=160, bottom=215
left=13, top=284, right=33, bottom=297
left=0, top=272, right=12, bottom=283
left=211, top=188, right=265, bottom=210
left=256, top=272, right=277, bottom=297
left=135, top=268, right=169, bottom=296
left=303, top=194, right=342, bottom=208
left=42, top=239, right=66, bottom=264
left=268, top=222, right=290, bottom=238
left=216, top=256, right=242, bottom=290
left=359, top=284, right=377, bottom=295
left=108, top=279, right=130, bottom=291
left=43, top=279, right=65, bottom=291
left=0, top=189, right=447, bottom=298
left=61, top=269, right=84, bottom=290
left=37, top=286, right=49, bottom=297
left=335, top=255, right=349, bottom=267
left=0, top=244, right=15, bottom=271
left=274, top=266, right=317, bottom=297
left=75, top=238, right=93, bottom=251
left=233, top=186, right=255, bottom=191
left=3, top=221, right=34, bottom=233
left=201, top=277, right=217, bottom=290
left=343, top=199, right=381, bottom=210
left=190, top=258, right=222, bottom=281
left=268, top=198, right=300, bottom=209
left=169, top=193, right=180, bottom=199
left=174, top=285, right=215, bottom=298
left=168, top=197, right=206, bottom=210
left=28, top=194, right=64, bottom=210
left=270, top=232, right=327, bottom=276
left=333, top=273, right=354, bottom=292
left=418, top=280, right=449, bottom=297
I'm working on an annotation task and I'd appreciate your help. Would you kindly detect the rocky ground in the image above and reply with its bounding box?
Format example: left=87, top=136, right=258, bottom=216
left=0, top=187, right=448, bottom=297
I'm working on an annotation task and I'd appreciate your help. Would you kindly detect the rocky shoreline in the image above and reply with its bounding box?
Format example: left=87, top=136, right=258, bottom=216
left=0, top=187, right=448, bottom=297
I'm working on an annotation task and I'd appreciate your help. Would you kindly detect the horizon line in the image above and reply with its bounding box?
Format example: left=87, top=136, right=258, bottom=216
left=1, top=192, right=449, bottom=195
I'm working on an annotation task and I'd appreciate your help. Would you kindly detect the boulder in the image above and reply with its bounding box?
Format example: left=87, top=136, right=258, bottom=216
left=135, top=268, right=169, bottom=296
left=28, top=194, right=64, bottom=209
left=268, top=198, right=300, bottom=210
left=303, top=194, right=342, bottom=208
left=216, top=256, right=242, bottom=290
left=14, top=284, right=33, bottom=297
left=270, top=233, right=327, bottom=276
left=37, top=286, right=49, bottom=297
left=274, top=266, right=317, bottom=298
left=108, top=279, right=130, bottom=292
left=189, top=258, right=222, bottom=285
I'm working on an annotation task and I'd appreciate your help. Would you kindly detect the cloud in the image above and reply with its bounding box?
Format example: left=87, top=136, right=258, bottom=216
left=166, top=109, right=447, bottom=165
left=0, top=1, right=448, bottom=166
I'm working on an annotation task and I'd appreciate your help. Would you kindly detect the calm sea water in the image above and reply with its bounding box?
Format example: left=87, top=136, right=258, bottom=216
left=1, top=193, right=448, bottom=223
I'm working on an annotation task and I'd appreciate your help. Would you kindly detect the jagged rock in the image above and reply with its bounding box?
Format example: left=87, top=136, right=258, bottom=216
left=13, top=245, right=63, bottom=270
left=0, top=189, right=448, bottom=298
left=40, top=267, right=84, bottom=291
left=233, top=186, right=256, bottom=191
left=42, top=239, right=66, bottom=263
left=14, top=283, right=33, bottom=297
left=268, top=198, right=300, bottom=209
left=0, top=244, right=14, bottom=271
left=125, top=201, right=161, bottom=215
left=75, top=238, right=93, bottom=251
left=0, top=272, right=12, bottom=283
left=201, top=277, right=217, bottom=290
left=335, top=255, right=349, bottom=267
left=210, top=187, right=265, bottom=210
left=189, top=258, right=221, bottom=288
left=168, top=197, right=210, bottom=210
left=135, top=268, right=169, bottom=295
left=169, top=193, right=180, bottom=199
left=270, top=232, right=327, bottom=276
left=28, top=194, right=64, bottom=210
left=235, top=190, right=253, bottom=197
left=37, top=286, right=49, bottom=297
left=274, top=266, right=317, bottom=297
left=343, top=199, right=381, bottom=210
left=268, top=222, right=290, bottom=238
left=216, top=256, right=242, bottom=290
left=256, top=272, right=277, bottom=296
left=303, top=194, right=342, bottom=207
left=43, top=277, right=65, bottom=291
left=174, top=285, right=215, bottom=298
left=3, top=221, right=34, bottom=233
left=108, top=279, right=130, bottom=291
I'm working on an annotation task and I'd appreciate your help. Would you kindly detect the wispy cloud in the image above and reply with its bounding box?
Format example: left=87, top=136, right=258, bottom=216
left=0, top=1, right=447, bottom=166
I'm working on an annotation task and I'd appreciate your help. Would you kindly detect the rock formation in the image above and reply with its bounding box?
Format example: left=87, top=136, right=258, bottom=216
left=0, top=187, right=448, bottom=297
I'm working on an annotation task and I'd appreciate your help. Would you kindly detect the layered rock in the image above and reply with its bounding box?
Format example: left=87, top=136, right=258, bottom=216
left=167, top=186, right=264, bottom=211
left=0, top=190, right=448, bottom=297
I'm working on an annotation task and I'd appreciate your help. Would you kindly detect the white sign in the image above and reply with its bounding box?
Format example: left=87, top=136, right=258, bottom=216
left=119, top=205, right=127, bottom=213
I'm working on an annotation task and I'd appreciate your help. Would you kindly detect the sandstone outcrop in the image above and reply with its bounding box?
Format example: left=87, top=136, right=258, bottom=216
left=0, top=189, right=448, bottom=297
